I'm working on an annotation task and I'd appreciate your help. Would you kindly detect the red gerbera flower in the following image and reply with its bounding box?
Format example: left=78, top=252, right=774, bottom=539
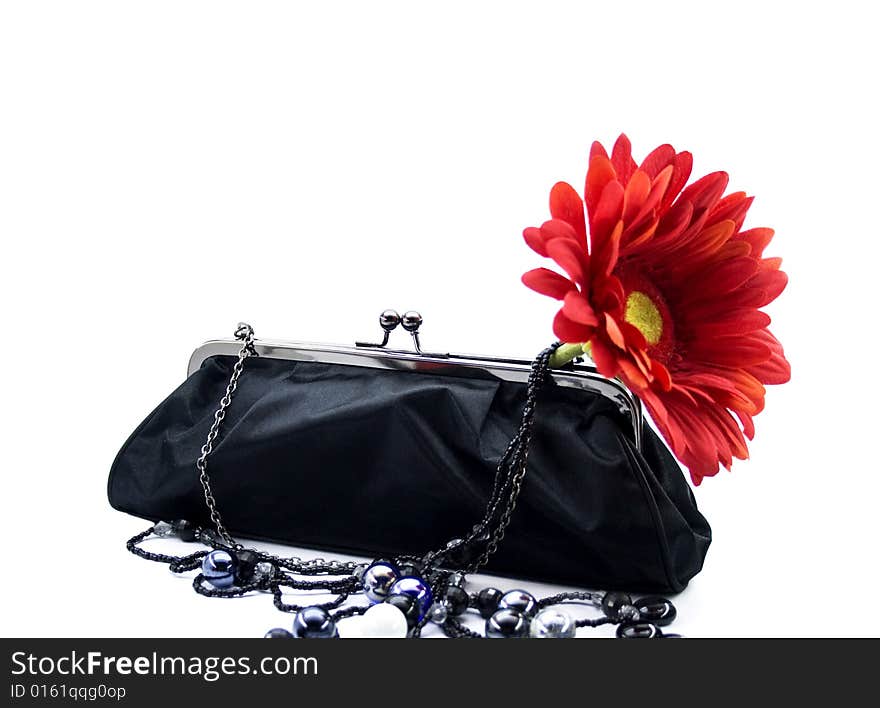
left=522, top=134, right=790, bottom=484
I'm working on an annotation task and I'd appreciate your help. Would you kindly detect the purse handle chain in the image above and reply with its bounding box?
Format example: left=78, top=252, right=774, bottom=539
left=196, top=322, right=559, bottom=573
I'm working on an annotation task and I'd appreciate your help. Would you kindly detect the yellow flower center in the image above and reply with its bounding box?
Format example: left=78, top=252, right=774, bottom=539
left=625, top=291, right=663, bottom=346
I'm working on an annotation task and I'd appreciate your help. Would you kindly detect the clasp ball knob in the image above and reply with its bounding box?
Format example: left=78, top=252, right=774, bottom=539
left=486, top=608, right=530, bottom=638
left=379, top=309, right=401, bottom=332
left=401, top=311, right=423, bottom=332
left=202, top=550, right=237, bottom=588
left=293, top=606, right=338, bottom=639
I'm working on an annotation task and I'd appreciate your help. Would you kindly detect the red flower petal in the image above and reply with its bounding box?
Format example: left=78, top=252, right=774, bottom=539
left=604, top=313, right=627, bottom=349
left=736, top=227, right=774, bottom=258
left=638, top=144, right=675, bottom=179
left=549, top=181, right=587, bottom=245
left=610, top=134, right=637, bottom=185
left=523, top=135, right=790, bottom=483
left=661, top=151, right=693, bottom=210
left=546, top=238, right=590, bottom=289
left=522, top=268, right=576, bottom=300
left=562, top=290, right=599, bottom=325
left=552, top=309, right=594, bottom=344
left=523, top=226, right=549, bottom=257
left=589, top=335, right=621, bottom=379
left=585, top=155, right=617, bottom=217
left=591, top=219, right=622, bottom=278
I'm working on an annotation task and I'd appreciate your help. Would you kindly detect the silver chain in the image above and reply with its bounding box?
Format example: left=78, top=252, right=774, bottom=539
left=196, top=323, right=257, bottom=548
left=194, top=323, right=361, bottom=573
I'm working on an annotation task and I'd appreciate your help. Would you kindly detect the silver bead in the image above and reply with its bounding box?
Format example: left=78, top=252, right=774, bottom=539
left=152, top=521, right=173, bottom=537
left=530, top=608, right=576, bottom=638
left=362, top=562, right=399, bottom=603
left=401, top=311, right=423, bottom=332
left=618, top=605, right=641, bottom=623
left=447, top=572, right=466, bottom=588
left=254, top=562, right=275, bottom=580
left=428, top=601, right=449, bottom=625
left=352, top=563, right=370, bottom=582
left=379, top=309, right=401, bottom=331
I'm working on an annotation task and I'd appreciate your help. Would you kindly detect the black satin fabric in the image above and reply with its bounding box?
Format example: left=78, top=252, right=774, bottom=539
left=108, top=355, right=710, bottom=592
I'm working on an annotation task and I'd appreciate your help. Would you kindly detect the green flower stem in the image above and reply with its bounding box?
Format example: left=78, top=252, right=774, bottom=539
left=549, top=342, right=587, bottom=369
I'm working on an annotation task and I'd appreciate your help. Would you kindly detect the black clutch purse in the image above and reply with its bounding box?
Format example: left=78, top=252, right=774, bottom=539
left=108, top=313, right=710, bottom=594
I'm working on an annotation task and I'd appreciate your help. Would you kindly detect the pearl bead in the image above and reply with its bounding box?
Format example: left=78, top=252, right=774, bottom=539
left=362, top=562, right=399, bottom=604
left=486, top=608, right=530, bottom=638
left=364, top=603, right=408, bottom=638
left=264, top=628, right=292, bottom=639
left=601, top=592, right=633, bottom=619
left=293, top=606, right=338, bottom=639
left=338, top=603, right=408, bottom=639
left=530, top=608, right=576, bottom=638
left=633, top=596, right=677, bottom=627
left=388, top=577, right=433, bottom=621
left=201, top=550, right=237, bottom=588
left=498, top=589, right=538, bottom=617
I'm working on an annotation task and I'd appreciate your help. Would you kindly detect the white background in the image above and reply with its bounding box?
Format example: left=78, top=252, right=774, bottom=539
left=1, top=1, right=877, bottom=638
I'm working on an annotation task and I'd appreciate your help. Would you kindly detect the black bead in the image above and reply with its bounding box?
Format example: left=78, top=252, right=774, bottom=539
left=397, top=562, right=422, bottom=579
left=386, top=593, right=420, bottom=629
left=476, top=587, right=504, bottom=619
left=634, top=596, right=677, bottom=627
left=486, top=608, right=530, bottom=638
left=444, top=586, right=469, bottom=616
left=660, top=633, right=684, bottom=639
left=601, top=591, right=633, bottom=619
left=172, top=520, right=197, bottom=542
left=293, top=606, right=338, bottom=639
left=616, top=622, right=662, bottom=639
left=235, top=550, right=259, bottom=583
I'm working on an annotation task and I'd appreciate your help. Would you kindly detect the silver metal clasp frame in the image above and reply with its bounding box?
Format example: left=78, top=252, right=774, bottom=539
left=356, top=309, right=425, bottom=353
left=188, top=317, right=645, bottom=451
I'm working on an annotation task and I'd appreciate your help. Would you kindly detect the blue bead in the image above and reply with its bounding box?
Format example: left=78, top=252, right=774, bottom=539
left=201, top=550, right=237, bottom=588
left=362, top=562, right=399, bottom=604
left=293, top=606, right=338, bottom=639
left=388, top=577, right=433, bottom=621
